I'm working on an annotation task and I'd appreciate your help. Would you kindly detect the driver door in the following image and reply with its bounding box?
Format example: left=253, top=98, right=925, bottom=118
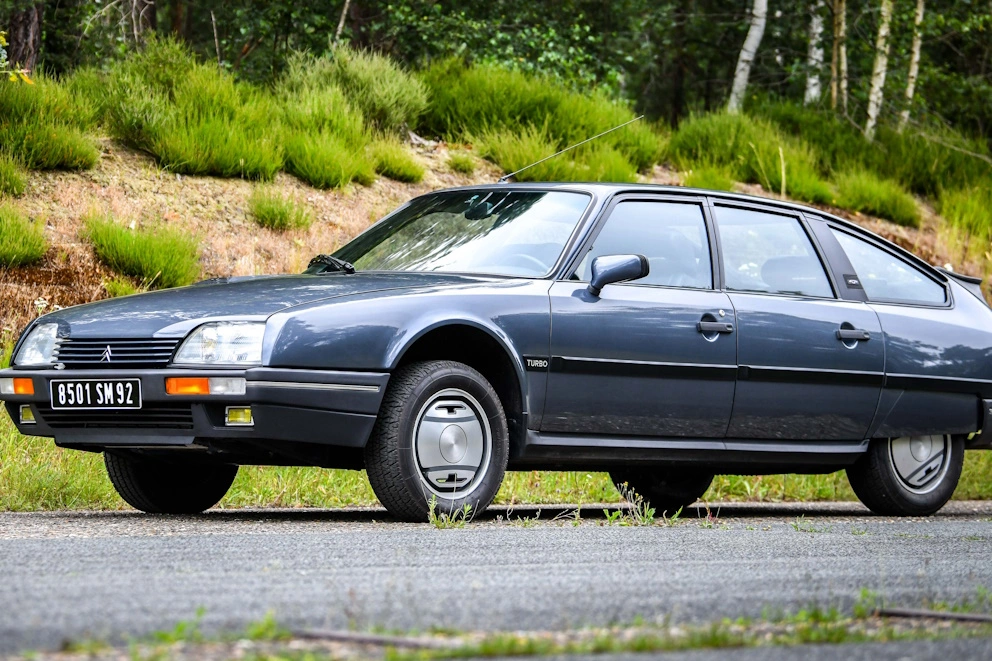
left=541, top=197, right=737, bottom=438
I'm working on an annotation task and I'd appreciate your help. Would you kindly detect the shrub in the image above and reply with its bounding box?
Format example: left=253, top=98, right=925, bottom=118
left=84, top=212, right=200, bottom=288
left=669, top=112, right=833, bottom=204
left=368, top=140, right=425, bottom=183
left=834, top=170, right=920, bottom=227
left=447, top=150, right=477, bottom=175
left=103, top=277, right=141, bottom=298
left=0, top=154, right=26, bottom=196
left=480, top=126, right=638, bottom=183
left=0, top=72, right=99, bottom=171
left=106, top=37, right=281, bottom=180
left=683, top=165, right=735, bottom=191
left=420, top=59, right=660, bottom=172
left=939, top=186, right=992, bottom=239
left=281, top=48, right=428, bottom=135
left=279, top=84, right=367, bottom=143
left=248, top=187, right=314, bottom=231
left=0, top=202, right=47, bottom=267
left=284, top=131, right=375, bottom=189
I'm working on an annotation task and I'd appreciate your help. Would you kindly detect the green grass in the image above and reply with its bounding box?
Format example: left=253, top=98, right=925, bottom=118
left=835, top=170, right=920, bottom=227
left=0, top=153, right=26, bottom=196
left=84, top=212, right=200, bottom=289
left=284, top=131, right=376, bottom=189
left=103, top=276, right=142, bottom=298
left=0, top=202, right=47, bottom=267
left=447, top=150, right=477, bottom=175
left=248, top=187, right=314, bottom=231
left=683, top=165, right=735, bottom=191
left=939, top=186, right=992, bottom=240
left=368, top=140, right=425, bottom=183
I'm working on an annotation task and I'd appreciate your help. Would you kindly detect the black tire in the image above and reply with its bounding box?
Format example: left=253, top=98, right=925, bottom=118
left=364, top=360, right=509, bottom=522
left=104, top=452, right=238, bottom=514
left=610, top=469, right=713, bottom=515
left=846, top=435, right=964, bottom=516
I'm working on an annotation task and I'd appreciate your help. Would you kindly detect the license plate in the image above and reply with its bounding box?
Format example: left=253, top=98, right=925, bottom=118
left=50, top=379, right=142, bottom=410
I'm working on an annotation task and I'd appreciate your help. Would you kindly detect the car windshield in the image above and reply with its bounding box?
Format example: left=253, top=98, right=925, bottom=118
left=334, top=190, right=591, bottom=277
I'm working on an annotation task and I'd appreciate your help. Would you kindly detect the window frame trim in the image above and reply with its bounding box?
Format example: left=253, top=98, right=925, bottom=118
left=708, top=200, right=840, bottom=301
left=559, top=193, right=719, bottom=292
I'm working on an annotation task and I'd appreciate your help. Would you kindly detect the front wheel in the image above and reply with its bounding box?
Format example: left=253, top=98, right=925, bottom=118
left=846, top=435, right=964, bottom=516
left=105, top=452, right=238, bottom=514
left=364, top=360, right=509, bottom=522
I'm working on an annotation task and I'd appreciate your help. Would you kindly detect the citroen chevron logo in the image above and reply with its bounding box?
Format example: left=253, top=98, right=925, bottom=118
left=100, top=345, right=112, bottom=362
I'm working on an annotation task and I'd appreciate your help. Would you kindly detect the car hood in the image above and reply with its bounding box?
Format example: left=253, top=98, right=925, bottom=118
left=40, top=272, right=497, bottom=338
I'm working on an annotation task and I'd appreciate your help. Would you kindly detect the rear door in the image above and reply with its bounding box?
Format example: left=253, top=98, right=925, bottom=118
left=541, top=196, right=737, bottom=438
left=713, top=203, right=884, bottom=440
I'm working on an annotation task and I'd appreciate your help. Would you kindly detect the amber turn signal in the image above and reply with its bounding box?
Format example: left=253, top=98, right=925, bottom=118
left=165, top=377, right=211, bottom=395
left=1, top=378, right=36, bottom=395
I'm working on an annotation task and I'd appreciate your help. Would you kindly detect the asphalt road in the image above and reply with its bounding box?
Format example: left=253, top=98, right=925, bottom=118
left=1, top=501, right=991, bottom=656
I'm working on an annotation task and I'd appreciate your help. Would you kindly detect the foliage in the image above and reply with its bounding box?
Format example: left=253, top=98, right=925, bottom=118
left=368, top=140, right=425, bottom=183
left=939, top=186, right=992, bottom=241
left=248, top=187, right=314, bottom=231
left=834, top=170, right=920, bottom=228
left=683, top=165, right=735, bottom=191
left=84, top=212, right=201, bottom=289
left=103, top=276, right=141, bottom=298
left=447, top=150, right=477, bottom=175
left=284, top=131, right=375, bottom=189
left=0, top=152, right=25, bottom=196
left=0, top=202, right=46, bottom=266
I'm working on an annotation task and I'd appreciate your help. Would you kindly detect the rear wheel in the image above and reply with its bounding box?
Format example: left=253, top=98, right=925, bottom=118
left=105, top=452, right=238, bottom=514
left=610, top=469, right=713, bottom=515
left=846, top=435, right=963, bottom=516
left=365, top=360, right=509, bottom=522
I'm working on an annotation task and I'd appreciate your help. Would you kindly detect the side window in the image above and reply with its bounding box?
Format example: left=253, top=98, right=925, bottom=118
left=575, top=201, right=712, bottom=289
left=715, top=206, right=833, bottom=298
left=831, top=229, right=946, bottom=305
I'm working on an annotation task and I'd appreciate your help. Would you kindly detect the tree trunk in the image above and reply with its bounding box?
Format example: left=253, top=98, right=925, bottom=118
left=727, top=0, right=768, bottom=114
left=7, top=3, right=44, bottom=72
left=898, top=0, right=926, bottom=132
left=171, top=0, right=186, bottom=39
left=805, top=0, right=825, bottom=105
left=864, top=0, right=894, bottom=141
left=830, top=0, right=848, bottom=112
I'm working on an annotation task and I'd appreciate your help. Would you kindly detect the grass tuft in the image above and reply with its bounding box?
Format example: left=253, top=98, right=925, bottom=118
left=284, top=131, right=376, bottom=189
left=939, top=186, right=992, bottom=240
left=0, top=202, right=47, bottom=267
left=84, top=212, right=200, bottom=288
left=834, top=170, right=920, bottom=227
left=480, top=125, right=638, bottom=182
left=683, top=165, right=735, bottom=191
left=103, top=276, right=142, bottom=298
left=0, top=153, right=27, bottom=196
left=447, top=150, right=477, bottom=175
left=248, top=187, right=314, bottom=231
left=368, top=140, right=425, bottom=183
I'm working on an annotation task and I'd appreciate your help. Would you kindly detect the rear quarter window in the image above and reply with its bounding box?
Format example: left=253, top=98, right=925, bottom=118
left=831, top=229, right=946, bottom=305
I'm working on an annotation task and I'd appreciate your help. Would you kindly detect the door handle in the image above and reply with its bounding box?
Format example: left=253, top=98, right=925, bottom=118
left=836, top=328, right=871, bottom=341
left=697, top=321, right=734, bottom=334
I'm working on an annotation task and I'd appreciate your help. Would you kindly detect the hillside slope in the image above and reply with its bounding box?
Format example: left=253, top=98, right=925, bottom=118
left=0, top=138, right=980, bottom=340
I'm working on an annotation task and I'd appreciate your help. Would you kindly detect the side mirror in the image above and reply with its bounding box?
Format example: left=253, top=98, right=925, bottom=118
left=587, top=254, right=649, bottom=297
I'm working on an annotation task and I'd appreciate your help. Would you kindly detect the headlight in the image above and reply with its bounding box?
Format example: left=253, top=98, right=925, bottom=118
left=173, top=322, right=265, bottom=366
left=13, top=323, right=60, bottom=366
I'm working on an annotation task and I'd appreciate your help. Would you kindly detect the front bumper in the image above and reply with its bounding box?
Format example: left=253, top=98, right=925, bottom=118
left=0, top=367, right=389, bottom=449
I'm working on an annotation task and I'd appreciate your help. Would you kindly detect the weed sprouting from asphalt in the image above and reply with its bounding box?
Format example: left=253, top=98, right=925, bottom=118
left=427, top=494, right=472, bottom=529
left=791, top=515, right=832, bottom=534
left=615, top=481, right=657, bottom=526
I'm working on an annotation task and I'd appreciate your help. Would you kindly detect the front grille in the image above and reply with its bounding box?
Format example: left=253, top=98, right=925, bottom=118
left=36, top=404, right=194, bottom=429
left=54, top=338, right=181, bottom=369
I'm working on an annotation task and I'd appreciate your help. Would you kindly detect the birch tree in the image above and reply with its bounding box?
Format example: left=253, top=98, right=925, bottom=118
left=805, top=0, right=825, bottom=105
left=898, top=0, right=926, bottom=132
left=864, top=0, right=894, bottom=141
left=830, top=0, right=848, bottom=113
left=727, top=0, right=768, bottom=114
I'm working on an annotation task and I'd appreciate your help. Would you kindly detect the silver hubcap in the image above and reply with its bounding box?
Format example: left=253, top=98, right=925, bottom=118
left=413, top=388, right=491, bottom=497
left=888, top=435, right=951, bottom=495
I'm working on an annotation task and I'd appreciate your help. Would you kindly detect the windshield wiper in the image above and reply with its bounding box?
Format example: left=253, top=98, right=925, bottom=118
left=305, top=254, right=356, bottom=275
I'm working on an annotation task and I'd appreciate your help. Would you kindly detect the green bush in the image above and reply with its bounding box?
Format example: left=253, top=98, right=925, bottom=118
left=0, top=154, right=27, bottom=196
left=939, top=186, right=992, bottom=239
left=420, top=59, right=660, bottom=172
left=248, top=187, right=314, bottom=231
left=84, top=212, right=200, bottom=288
left=106, top=37, right=282, bottom=180
left=368, top=140, right=425, bottom=183
left=669, top=112, right=833, bottom=204
left=0, top=73, right=99, bottom=171
left=279, top=84, right=367, bottom=142
left=480, top=126, right=638, bottom=183
left=0, top=202, right=47, bottom=267
left=281, top=48, right=428, bottom=135
left=447, top=150, right=477, bottom=175
left=103, top=277, right=141, bottom=298
left=834, top=170, right=920, bottom=227
left=284, top=131, right=375, bottom=189
left=683, top=165, right=735, bottom=191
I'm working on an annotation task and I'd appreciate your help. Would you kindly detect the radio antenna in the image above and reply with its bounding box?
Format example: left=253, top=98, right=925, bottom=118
left=496, top=115, right=645, bottom=184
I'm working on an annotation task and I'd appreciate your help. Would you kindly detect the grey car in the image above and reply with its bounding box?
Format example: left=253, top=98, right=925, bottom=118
left=2, top=184, right=990, bottom=520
